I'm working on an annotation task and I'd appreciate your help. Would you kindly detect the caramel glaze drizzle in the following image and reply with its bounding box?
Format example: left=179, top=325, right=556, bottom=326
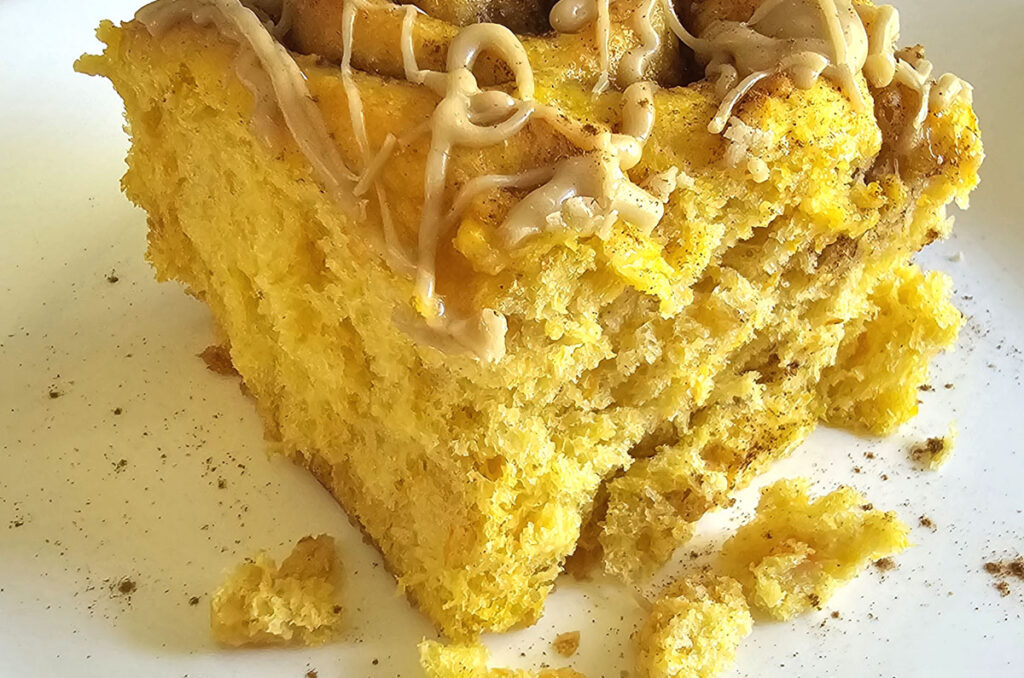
left=134, top=0, right=971, bottom=362
left=549, top=0, right=611, bottom=92
left=497, top=81, right=666, bottom=247
left=398, top=10, right=669, bottom=361
left=550, top=0, right=662, bottom=89
left=340, top=0, right=413, bottom=275
left=659, top=0, right=971, bottom=144
left=400, top=18, right=537, bottom=361
left=137, top=0, right=360, bottom=212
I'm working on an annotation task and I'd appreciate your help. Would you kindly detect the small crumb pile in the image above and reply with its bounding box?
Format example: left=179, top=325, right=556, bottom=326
left=634, top=574, right=752, bottom=678
left=984, top=557, right=1024, bottom=597
left=419, top=640, right=583, bottom=677
left=210, top=534, right=341, bottom=647
left=718, top=478, right=909, bottom=620
left=873, top=557, right=897, bottom=572
left=910, top=425, right=957, bottom=470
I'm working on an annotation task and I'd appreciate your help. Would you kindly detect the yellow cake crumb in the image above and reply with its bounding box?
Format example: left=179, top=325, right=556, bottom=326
left=552, top=631, right=581, bottom=657
left=634, top=574, right=752, bottom=678
left=910, top=424, right=958, bottom=470
left=718, top=479, right=909, bottom=620
left=818, top=266, right=963, bottom=435
left=210, top=534, right=341, bottom=646
left=419, top=640, right=584, bottom=677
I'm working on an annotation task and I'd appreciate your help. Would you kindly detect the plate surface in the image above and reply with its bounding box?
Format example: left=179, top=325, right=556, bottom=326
left=2, top=1, right=1023, bottom=676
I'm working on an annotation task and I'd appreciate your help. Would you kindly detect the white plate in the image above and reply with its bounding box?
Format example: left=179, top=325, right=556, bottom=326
left=1, top=1, right=1022, bottom=676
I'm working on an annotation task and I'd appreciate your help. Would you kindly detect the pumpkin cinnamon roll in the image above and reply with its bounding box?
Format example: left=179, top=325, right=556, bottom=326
left=77, top=0, right=981, bottom=638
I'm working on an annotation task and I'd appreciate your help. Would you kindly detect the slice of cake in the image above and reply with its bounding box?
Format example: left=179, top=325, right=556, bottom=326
left=77, top=0, right=981, bottom=639
left=210, top=534, right=342, bottom=646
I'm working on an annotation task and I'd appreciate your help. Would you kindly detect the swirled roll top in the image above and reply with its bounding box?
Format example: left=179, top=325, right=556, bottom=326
left=129, top=0, right=974, bottom=361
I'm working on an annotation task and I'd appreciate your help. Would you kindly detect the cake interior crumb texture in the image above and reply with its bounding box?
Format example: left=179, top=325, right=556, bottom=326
left=635, top=574, right=753, bottom=678
left=718, top=478, right=910, bottom=621
left=210, top=534, right=342, bottom=646
left=75, top=0, right=981, bottom=640
left=419, top=640, right=584, bottom=677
